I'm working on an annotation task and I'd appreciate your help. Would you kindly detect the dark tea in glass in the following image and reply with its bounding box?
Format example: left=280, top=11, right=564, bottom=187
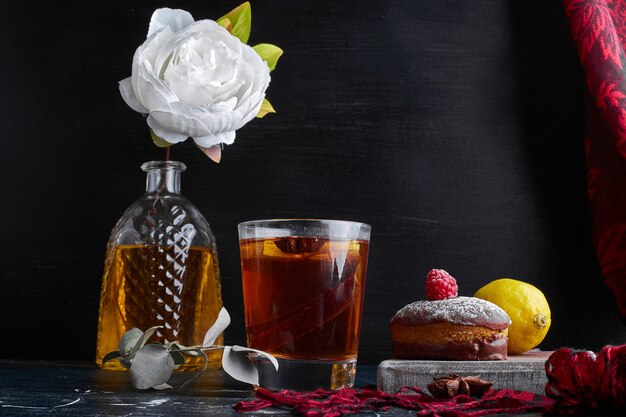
left=238, top=220, right=370, bottom=390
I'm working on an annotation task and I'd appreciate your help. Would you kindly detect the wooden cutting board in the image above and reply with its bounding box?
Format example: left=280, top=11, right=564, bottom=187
left=377, top=350, right=552, bottom=395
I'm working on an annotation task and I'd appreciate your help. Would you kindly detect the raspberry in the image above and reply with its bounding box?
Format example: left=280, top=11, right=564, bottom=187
left=425, top=269, right=458, bottom=300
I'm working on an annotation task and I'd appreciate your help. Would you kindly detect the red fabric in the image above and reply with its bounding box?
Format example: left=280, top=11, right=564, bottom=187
left=233, top=344, right=626, bottom=416
left=233, top=386, right=553, bottom=417
left=545, top=344, right=626, bottom=414
left=564, top=0, right=626, bottom=319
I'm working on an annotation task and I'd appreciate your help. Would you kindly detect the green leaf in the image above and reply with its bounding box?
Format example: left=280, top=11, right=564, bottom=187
left=217, top=2, right=251, bottom=44
left=150, top=129, right=171, bottom=148
left=256, top=98, right=276, bottom=118
left=102, top=351, right=122, bottom=365
left=252, top=44, right=283, bottom=72
left=217, top=17, right=232, bottom=31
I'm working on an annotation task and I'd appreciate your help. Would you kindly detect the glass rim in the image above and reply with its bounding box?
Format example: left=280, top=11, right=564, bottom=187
left=237, top=218, right=371, bottom=230
left=141, top=160, right=187, bottom=172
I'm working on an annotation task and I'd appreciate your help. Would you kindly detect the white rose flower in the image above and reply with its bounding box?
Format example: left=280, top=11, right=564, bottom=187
left=119, top=8, right=271, bottom=150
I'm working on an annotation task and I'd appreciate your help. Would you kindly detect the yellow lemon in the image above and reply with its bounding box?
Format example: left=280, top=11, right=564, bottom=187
left=474, top=278, right=551, bottom=355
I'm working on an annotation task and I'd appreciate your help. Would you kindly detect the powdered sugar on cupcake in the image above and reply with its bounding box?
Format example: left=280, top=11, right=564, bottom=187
left=392, top=296, right=511, bottom=330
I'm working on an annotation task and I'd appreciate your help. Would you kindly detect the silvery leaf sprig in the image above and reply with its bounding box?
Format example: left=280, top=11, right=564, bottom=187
left=102, top=307, right=278, bottom=389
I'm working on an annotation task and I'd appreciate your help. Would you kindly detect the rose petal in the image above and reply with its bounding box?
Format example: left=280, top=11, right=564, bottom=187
left=196, top=95, right=254, bottom=134
left=193, top=98, right=239, bottom=133
left=130, top=29, right=177, bottom=111
left=147, top=114, right=188, bottom=144
left=232, top=92, right=265, bottom=131
left=119, top=78, right=148, bottom=113
left=234, top=44, right=270, bottom=109
left=148, top=8, right=194, bottom=38
left=193, top=131, right=236, bottom=148
left=136, top=61, right=177, bottom=111
left=138, top=28, right=175, bottom=81
left=150, top=109, right=210, bottom=137
left=169, top=75, right=241, bottom=108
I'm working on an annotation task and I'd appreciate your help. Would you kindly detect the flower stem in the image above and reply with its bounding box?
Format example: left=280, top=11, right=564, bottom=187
left=172, top=346, right=225, bottom=353
left=165, top=146, right=170, bottom=162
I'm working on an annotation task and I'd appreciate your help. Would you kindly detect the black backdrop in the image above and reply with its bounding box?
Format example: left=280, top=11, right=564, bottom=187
left=1, top=0, right=624, bottom=365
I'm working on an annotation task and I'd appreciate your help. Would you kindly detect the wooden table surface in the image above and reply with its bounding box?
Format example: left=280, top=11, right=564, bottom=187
left=0, top=360, right=563, bottom=416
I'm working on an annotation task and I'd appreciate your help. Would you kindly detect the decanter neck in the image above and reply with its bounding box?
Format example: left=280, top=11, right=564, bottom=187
left=141, top=160, right=186, bottom=194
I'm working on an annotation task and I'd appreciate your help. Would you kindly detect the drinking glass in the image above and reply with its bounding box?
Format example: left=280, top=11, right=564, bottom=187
left=238, top=219, right=371, bottom=390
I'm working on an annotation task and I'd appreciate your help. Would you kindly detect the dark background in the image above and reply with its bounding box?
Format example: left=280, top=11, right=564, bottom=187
left=0, top=0, right=624, bottom=365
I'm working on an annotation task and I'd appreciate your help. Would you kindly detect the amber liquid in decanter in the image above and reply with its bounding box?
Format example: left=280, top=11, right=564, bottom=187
left=96, top=244, right=222, bottom=370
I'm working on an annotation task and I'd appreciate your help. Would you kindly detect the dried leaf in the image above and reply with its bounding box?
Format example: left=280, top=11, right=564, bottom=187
left=163, top=341, right=183, bottom=350
left=232, top=345, right=279, bottom=371
left=256, top=98, right=276, bottom=118
left=197, top=144, right=222, bottom=163
left=203, top=307, right=231, bottom=348
left=222, top=346, right=259, bottom=386
left=164, top=340, right=198, bottom=367
left=130, top=344, right=175, bottom=390
left=111, top=306, right=277, bottom=390
left=217, top=2, right=251, bottom=44
left=222, top=345, right=279, bottom=386
left=118, top=328, right=143, bottom=356
left=102, top=351, right=122, bottom=365
left=151, top=383, right=173, bottom=390
left=128, top=326, right=162, bottom=360
left=170, top=350, right=186, bottom=365
left=165, top=342, right=201, bottom=356
left=252, top=44, right=283, bottom=72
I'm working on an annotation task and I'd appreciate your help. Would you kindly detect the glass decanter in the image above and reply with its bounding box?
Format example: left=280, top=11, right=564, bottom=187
left=96, top=161, right=223, bottom=371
